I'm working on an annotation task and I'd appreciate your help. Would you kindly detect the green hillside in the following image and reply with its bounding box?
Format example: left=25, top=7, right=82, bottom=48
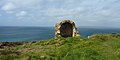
left=1, top=34, right=120, bottom=60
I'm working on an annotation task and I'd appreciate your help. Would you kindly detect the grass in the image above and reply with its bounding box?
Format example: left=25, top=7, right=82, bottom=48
left=0, top=34, right=120, bottom=60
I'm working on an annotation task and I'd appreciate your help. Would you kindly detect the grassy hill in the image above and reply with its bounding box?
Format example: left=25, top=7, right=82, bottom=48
left=0, top=34, right=120, bottom=60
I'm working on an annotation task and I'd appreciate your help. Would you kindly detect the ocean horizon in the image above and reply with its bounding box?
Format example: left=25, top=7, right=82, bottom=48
left=0, top=26, right=120, bottom=42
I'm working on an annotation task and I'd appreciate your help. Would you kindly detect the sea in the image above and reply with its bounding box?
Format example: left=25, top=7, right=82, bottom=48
left=0, top=26, right=120, bottom=42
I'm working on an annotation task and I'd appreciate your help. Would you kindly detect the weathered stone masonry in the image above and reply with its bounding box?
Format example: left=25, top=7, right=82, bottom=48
left=55, top=20, right=80, bottom=38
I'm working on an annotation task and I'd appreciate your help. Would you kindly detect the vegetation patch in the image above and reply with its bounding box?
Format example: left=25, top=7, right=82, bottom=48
left=0, top=34, right=120, bottom=60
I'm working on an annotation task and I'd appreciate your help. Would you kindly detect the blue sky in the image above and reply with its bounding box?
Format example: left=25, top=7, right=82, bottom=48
left=0, top=0, right=120, bottom=27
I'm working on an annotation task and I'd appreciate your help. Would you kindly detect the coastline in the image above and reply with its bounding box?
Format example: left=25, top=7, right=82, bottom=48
left=1, top=34, right=120, bottom=60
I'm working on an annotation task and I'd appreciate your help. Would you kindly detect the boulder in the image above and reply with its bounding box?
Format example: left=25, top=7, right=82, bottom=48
left=55, top=20, right=80, bottom=38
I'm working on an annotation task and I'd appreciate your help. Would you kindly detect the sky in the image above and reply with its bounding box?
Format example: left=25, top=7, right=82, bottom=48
left=0, top=0, right=120, bottom=28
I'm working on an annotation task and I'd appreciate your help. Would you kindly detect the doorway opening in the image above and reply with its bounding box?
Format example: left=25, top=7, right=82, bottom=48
left=60, top=22, right=73, bottom=38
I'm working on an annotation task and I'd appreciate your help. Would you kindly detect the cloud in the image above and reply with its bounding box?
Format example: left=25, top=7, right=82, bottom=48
left=0, top=0, right=120, bottom=27
left=16, top=11, right=35, bottom=20
left=1, top=2, right=16, bottom=13
left=9, top=0, right=42, bottom=8
left=0, top=0, right=42, bottom=12
left=44, top=6, right=85, bottom=18
left=16, top=11, right=27, bottom=17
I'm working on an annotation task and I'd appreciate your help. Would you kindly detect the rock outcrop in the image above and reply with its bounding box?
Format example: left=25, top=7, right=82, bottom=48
left=55, top=20, right=80, bottom=38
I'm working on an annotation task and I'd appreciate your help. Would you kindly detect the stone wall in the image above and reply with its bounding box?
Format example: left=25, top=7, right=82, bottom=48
left=55, top=20, right=80, bottom=38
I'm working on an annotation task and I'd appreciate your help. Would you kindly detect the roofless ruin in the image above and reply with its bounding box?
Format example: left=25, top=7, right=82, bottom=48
left=55, top=20, right=80, bottom=38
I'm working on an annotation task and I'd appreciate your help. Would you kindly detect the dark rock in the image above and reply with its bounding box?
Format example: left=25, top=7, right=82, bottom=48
left=0, top=42, right=28, bottom=48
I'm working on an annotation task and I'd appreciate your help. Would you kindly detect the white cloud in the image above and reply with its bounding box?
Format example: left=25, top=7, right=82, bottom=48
left=0, top=0, right=42, bottom=12
left=46, top=8, right=69, bottom=16
left=9, top=0, right=42, bottom=8
left=16, top=11, right=27, bottom=17
left=94, top=10, right=112, bottom=16
left=1, top=2, right=16, bottom=13
left=0, top=0, right=120, bottom=27
left=45, top=7, right=85, bottom=17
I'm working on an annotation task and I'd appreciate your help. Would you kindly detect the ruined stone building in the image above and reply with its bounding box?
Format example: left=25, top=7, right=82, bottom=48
left=55, top=20, right=80, bottom=38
